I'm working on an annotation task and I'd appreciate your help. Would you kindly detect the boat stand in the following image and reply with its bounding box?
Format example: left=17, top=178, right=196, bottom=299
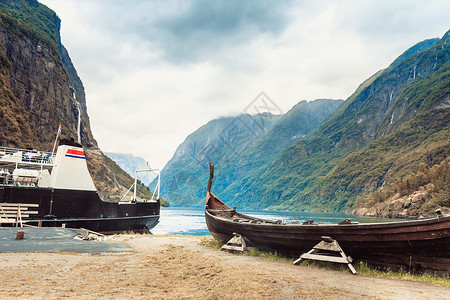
left=221, top=232, right=255, bottom=253
left=293, top=236, right=357, bottom=275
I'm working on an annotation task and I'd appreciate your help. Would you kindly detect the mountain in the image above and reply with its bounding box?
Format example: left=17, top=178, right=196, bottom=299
left=158, top=113, right=282, bottom=206
left=159, top=99, right=343, bottom=206
left=105, top=152, right=157, bottom=186
left=161, top=30, right=449, bottom=216
left=0, top=0, right=163, bottom=204
left=228, top=30, right=449, bottom=213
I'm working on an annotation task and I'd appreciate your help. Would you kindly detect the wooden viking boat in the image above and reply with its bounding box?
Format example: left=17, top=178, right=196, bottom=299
left=204, top=163, right=450, bottom=275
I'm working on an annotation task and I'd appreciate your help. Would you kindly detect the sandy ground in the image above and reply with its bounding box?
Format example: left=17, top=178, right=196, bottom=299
left=0, top=235, right=449, bottom=300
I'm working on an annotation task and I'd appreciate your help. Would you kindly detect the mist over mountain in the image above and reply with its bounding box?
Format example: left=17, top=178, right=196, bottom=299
left=159, top=30, right=449, bottom=217
left=158, top=99, right=343, bottom=206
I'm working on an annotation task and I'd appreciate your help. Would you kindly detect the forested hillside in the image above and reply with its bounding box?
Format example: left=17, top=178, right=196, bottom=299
left=228, top=31, right=449, bottom=213
left=354, top=157, right=449, bottom=218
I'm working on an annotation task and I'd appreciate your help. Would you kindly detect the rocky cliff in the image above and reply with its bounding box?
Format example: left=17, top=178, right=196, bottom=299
left=354, top=157, right=450, bottom=218
left=0, top=0, right=160, bottom=203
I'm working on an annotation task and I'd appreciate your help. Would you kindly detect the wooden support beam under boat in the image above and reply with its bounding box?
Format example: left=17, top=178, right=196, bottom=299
left=294, top=236, right=357, bottom=275
left=221, top=232, right=256, bottom=253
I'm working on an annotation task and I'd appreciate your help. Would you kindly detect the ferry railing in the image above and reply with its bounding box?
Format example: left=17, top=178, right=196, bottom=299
left=0, top=169, right=13, bottom=186
left=0, top=146, right=55, bottom=165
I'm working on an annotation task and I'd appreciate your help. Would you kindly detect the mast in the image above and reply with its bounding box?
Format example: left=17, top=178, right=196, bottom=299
left=73, top=91, right=81, bottom=144
left=51, top=124, right=61, bottom=156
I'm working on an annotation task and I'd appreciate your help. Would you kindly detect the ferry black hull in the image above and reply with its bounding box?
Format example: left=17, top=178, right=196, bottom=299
left=27, top=215, right=159, bottom=234
left=0, top=186, right=160, bottom=234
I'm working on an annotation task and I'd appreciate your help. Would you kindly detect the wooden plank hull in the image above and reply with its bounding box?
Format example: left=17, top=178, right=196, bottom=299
left=205, top=192, right=450, bottom=275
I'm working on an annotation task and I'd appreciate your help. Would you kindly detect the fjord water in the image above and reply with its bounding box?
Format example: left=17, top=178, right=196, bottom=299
left=151, top=206, right=391, bottom=236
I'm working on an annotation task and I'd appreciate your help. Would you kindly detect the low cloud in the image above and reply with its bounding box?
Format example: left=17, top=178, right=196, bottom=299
left=40, top=0, right=450, bottom=168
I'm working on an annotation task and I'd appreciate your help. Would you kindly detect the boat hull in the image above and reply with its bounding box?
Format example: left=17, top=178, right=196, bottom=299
left=0, top=186, right=160, bottom=234
left=205, top=193, right=450, bottom=275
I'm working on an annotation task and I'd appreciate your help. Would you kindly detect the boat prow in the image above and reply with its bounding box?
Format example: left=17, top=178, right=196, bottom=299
left=204, top=163, right=450, bottom=276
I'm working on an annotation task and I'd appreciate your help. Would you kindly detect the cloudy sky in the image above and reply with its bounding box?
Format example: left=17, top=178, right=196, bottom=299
left=40, top=0, right=449, bottom=169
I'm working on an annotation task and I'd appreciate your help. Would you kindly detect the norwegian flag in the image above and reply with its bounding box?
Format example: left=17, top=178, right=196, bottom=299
left=57, top=124, right=61, bottom=138
left=51, top=124, right=63, bottom=155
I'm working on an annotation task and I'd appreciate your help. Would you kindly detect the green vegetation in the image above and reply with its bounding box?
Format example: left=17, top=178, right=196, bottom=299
left=225, top=33, right=450, bottom=213
left=199, top=237, right=223, bottom=249
left=354, top=261, right=450, bottom=287
left=302, top=260, right=450, bottom=287
left=0, top=55, right=38, bottom=149
left=0, top=0, right=67, bottom=150
left=356, top=156, right=450, bottom=216
left=0, top=0, right=62, bottom=64
left=245, top=249, right=290, bottom=262
left=305, top=60, right=450, bottom=212
left=104, top=154, right=169, bottom=206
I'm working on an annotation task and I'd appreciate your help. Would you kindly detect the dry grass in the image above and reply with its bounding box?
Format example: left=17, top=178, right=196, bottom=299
left=1, top=235, right=448, bottom=299
left=0, top=244, right=350, bottom=300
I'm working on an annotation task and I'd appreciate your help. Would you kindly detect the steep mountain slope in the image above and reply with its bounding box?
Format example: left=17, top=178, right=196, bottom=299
left=231, top=31, right=449, bottom=212
left=218, top=99, right=343, bottom=208
left=160, top=99, right=342, bottom=206
left=242, top=99, right=345, bottom=167
left=354, top=157, right=450, bottom=218
left=159, top=113, right=281, bottom=206
left=0, top=0, right=159, bottom=203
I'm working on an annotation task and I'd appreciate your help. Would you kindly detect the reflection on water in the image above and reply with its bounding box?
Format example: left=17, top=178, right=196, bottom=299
left=152, top=206, right=392, bottom=236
